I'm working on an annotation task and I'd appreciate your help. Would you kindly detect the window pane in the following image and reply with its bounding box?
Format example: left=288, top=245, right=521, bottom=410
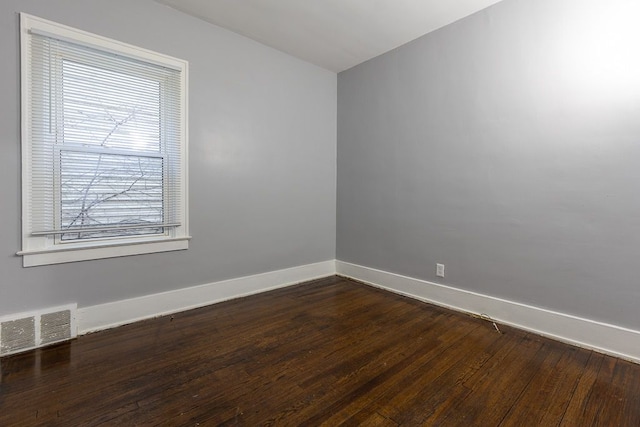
left=62, top=60, right=161, bottom=152
left=21, top=15, right=187, bottom=266
left=60, top=150, right=164, bottom=241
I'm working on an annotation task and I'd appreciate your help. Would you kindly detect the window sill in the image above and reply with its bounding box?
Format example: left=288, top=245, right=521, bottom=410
left=18, top=236, right=191, bottom=267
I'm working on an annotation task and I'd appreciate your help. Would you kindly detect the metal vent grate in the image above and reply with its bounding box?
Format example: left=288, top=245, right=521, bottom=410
left=1, top=317, right=36, bottom=353
left=0, top=304, right=77, bottom=357
left=41, top=310, right=72, bottom=345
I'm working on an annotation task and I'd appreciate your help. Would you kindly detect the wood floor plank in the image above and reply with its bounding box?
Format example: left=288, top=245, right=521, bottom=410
left=299, top=315, right=480, bottom=425
left=417, top=332, right=549, bottom=425
left=389, top=324, right=519, bottom=426
left=559, top=351, right=606, bottom=426
left=589, top=358, right=640, bottom=426
left=0, top=276, right=638, bottom=426
left=499, top=345, right=591, bottom=427
left=252, top=311, right=461, bottom=424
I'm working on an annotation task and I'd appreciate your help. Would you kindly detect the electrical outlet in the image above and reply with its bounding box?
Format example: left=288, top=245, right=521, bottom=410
left=436, top=263, right=445, bottom=278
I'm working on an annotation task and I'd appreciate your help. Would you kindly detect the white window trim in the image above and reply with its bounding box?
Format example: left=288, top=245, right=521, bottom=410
left=18, top=13, right=190, bottom=267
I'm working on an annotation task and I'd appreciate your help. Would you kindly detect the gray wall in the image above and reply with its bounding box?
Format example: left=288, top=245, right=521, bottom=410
left=337, top=0, right=640, bottom=330
left=1, top=0, right=336, bottom=314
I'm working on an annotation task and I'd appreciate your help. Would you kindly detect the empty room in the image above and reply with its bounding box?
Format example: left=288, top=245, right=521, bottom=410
left=1, top=0, right=639, bottom=425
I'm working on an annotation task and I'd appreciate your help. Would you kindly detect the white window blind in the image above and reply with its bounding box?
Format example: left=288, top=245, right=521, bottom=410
left=20, top=14, right=189, bottom=266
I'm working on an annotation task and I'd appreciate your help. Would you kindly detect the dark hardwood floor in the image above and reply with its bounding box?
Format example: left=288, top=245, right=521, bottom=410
left=1, top=276, right=639, bottom=426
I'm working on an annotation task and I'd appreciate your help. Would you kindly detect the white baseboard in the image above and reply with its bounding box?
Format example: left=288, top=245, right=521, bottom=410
left=78, top=258, right=640, bottom=364
left=336, top=260, right=640, bottom=364
left=78, top=260, right=336, bottom=334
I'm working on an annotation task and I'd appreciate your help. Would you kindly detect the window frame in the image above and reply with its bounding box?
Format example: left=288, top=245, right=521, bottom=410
left=18, top=13, right=190, bottom=267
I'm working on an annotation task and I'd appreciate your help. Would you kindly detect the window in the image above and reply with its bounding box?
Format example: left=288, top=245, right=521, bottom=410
left=19, top=14, right=189, bottom=267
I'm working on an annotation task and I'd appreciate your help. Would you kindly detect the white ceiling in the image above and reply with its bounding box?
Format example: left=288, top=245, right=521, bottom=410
left=155, top=0, right=504, bottom=72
